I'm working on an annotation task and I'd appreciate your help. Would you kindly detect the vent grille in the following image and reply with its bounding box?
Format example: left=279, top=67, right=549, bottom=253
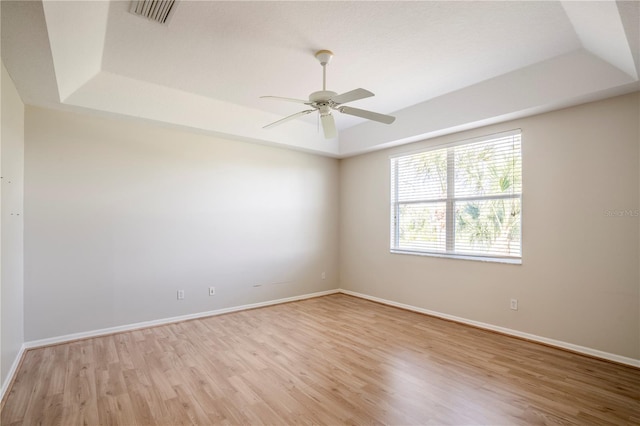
left=130, top=0, right=176, bottom=25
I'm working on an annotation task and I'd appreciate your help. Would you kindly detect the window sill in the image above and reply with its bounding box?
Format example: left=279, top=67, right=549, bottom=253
left=390, top=249, right=522, bottom=265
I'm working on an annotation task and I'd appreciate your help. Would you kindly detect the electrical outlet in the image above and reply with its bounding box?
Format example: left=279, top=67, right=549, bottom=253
left=510, top=298, right=518, bottom=310
left=209, top=286, right=215, bottom=296
left=321, top=272, right=326, bottom=280
left=177, top=290, right=184, bottom=300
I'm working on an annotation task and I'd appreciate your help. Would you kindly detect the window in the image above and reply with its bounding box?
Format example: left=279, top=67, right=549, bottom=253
left=390, top=130, right=522, bottom=263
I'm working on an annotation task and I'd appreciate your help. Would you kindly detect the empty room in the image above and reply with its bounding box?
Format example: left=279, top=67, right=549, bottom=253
left=1, top=1, right=639, bottom=425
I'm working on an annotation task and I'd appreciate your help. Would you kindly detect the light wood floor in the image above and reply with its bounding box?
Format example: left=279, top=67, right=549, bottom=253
left=2, top=294, right=639, bottom=425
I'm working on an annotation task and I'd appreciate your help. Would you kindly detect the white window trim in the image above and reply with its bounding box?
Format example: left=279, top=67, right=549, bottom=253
left=390, top=129, right=522, bottom=264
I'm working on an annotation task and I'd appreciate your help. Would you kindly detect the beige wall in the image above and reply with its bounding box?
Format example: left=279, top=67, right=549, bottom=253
left=1, top=63, right=25, bottom=386
left=17, top=90, right=640, bottom=362
left=24, top=107, right=340, bottom=341
left=340, top=92, right=640, bottom=359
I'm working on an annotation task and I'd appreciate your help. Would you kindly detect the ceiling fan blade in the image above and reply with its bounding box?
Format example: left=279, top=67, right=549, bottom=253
left=260, top=95, right=311, bottom=104
left=338, top=106, right=396, bottom=124
left=330, top=88, right=374, bottom=105
left=263, top=109, right=315, bottom=129
left=320, top=113, right=337, bottom=139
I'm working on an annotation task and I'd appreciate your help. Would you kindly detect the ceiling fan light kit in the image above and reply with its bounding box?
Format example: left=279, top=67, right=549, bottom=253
left=261, top=49, right=396, bottom=139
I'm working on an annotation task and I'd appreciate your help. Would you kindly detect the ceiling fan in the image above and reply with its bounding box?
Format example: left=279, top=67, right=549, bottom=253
left=261, top=50, right=396, bottom=139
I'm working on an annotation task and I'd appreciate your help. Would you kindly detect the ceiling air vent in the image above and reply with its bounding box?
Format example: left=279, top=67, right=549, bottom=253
left=130, top=0, right=176, bottom=25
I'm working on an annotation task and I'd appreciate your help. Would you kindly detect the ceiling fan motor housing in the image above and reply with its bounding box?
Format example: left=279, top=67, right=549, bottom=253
left=309, top=91, right=336, bottom=116
left=309, top=90, right=337, bottom=103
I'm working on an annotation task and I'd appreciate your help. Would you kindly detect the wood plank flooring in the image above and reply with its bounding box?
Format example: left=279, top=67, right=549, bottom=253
left=2, top=294, right=639, bottom=425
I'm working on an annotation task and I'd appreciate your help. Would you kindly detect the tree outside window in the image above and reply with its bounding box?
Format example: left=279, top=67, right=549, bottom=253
left=391, top=130, right=522, bottom=262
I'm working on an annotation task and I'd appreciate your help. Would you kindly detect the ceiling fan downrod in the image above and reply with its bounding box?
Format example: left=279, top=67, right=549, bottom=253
left=315, top=50, right=333, bottom=91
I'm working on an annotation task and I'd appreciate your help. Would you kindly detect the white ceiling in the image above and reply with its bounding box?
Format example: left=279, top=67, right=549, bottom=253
left=2, top=1, right=639, bottom=157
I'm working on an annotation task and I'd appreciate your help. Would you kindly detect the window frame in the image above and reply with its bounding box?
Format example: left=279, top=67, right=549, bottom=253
left=390, top=129, right=522, bottom=264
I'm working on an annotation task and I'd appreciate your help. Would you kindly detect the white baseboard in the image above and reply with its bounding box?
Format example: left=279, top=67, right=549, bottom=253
left=1, top=343, right=26, bottom=403
left=3, top=289, right=337, bottom=402
left=24, top=289, right=340, bottom=349
left=4, top=286, right=636, bottom=403
left=339, top=289, right=640, bottom=368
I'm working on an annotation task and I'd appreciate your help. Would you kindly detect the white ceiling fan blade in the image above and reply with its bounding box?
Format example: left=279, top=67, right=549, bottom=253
left=330, top=88, right=374, bottom=105
left=320, top=113, right=337, bottom=139
left=260, top=95, right=311, bottom=104
left=263, top=109, right=315, bottom=129
left=339, top=106, right=396, bottom=124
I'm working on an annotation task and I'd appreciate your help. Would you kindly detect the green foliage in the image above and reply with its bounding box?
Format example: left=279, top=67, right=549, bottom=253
left=500, top=176, right=511, bottom=192
left=397, top=138, right=521, bottom=256
left=398, top=204, right=446, bottom=250
left=455, top=199, right=521, bottom=255
left=464, top=204, right=480, bottom=220
left=415, top=150, right=447, bottom=197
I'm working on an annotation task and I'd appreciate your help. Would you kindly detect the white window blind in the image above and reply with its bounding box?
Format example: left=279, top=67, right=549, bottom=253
left=390, top=130, right=522, bottom=262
